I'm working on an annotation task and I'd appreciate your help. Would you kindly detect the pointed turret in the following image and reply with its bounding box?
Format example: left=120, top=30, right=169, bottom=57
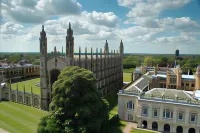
left=66, top=22, right=74, bottom=60
left=104, top=40, right=109, bottom=54
left=78, top=46, right=81, bottom=67
left=62, top=46, right=63, bottom=58
left=119, top=39, right=124, bottom=56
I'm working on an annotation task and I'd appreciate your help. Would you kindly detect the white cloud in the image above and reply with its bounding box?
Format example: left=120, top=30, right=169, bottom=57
left=85, top=30, right=117, bottom=40
left=1, top=22, right=26, bottom=35
left=1, top=0, right=82, bottom=23
left=83, top=11, right=119, bottom=28
left=121, top=0, right=192, bottom=27
left=154, top=34, right=196, bottom=44
left=117, top=0, right=144, bottom=7
left=117, top=26, right=163, bottom=38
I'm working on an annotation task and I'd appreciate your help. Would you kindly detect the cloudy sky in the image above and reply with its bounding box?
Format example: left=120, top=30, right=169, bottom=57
left=0, top=0, right=200, bottom=54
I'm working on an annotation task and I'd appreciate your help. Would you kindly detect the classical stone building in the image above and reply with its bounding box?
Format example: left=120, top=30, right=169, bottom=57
left=40, top=23, right=124, bottom=110
left=132, top=65, right=197, bottom=91
left=118, top=66, right=200, bottom=133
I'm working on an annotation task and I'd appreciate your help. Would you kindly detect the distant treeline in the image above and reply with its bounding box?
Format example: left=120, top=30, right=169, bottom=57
left=1, top=53, right=200, bottom=74
left=123, top=55, right=200, bottom=74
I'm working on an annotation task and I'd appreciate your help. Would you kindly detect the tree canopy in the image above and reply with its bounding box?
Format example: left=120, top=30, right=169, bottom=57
left=37, top=66, right=109, bottom=133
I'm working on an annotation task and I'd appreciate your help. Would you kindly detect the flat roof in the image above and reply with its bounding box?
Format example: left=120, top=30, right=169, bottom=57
left=153, top=74, right=195, bottom=80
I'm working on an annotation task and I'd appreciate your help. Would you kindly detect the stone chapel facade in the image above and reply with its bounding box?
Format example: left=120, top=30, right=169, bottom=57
left=40, top=23, right=124, bottom=110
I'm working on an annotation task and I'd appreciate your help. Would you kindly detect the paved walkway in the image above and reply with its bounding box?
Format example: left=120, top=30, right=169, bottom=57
left=0, top=128, right=9, bottom=133
left=123, top=122, right=137, bottom=133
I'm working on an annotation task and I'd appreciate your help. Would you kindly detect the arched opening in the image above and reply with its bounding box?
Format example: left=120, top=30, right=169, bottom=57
left=188, top=128, right=195, bottom=133
left=152, top=122, right=158, bottom=131
left=25, top=96, right=30, bottom=105
left=164, top=124, right=170, bottom=132
left=12, top=94, right=16, bottom=102
left=142, top=120, right=147, bottom=128
left=176, top=126, right=183, bottom=133
left=19, top=96, right=23, bottom=103
left=49, top=69, right=60, bottom=108
left=34, top=98, right=39, bottom=107
left=50, top=69, right=60, bottom=88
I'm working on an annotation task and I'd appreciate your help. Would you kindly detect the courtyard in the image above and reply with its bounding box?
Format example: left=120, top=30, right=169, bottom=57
left=11, top=78, right=40, bottom=94
left=0, top=102, right=48, bottom=133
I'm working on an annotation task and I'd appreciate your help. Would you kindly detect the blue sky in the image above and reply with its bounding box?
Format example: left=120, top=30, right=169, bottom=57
left=1, top=0, right=200, bottom=54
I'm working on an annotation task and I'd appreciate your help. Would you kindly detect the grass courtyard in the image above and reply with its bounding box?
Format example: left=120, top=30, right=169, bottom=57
left=123, top=73, right=132, bottom=82
left=11, top=78, right=40, bottom=94
left=131, top=129, right=159, bottom=133
left=123, top=68, right=134, bottom=82
left=105, top=90, right=127, bottom=133
left=2, top=70, right=134, bottom=133
left=10, top=70, right=132, bottom=95
left=0, top=102, right=48, bottom=133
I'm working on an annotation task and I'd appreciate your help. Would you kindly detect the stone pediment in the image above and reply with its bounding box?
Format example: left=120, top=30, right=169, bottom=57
left=47, top=57, right=70, bottom=71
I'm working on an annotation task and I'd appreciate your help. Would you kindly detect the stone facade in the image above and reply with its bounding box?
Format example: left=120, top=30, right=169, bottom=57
left=119, top=66, right=200, bottom=133
left=118, top=89, right=200, bottom=133
left=0, top=82, right=40, bottom=108
left=40, top=23, right=124, bottom=110
left=134, top=66, right=198, bottom=91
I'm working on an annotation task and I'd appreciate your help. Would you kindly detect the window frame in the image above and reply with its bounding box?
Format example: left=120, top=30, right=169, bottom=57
left=142, top=106, right=148, bottom=116
left=127, top=101, right=134, bottom=110
left=163, top=109, right=173, bottom=119
left=177, top=111, right=184, bottom=121
left=153, top=108, right=159, bottom=118
left=190, top=113, right=197, bottom=123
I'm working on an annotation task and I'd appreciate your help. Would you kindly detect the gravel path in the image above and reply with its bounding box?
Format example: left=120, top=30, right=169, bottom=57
left=0, top=128, right=9, bottom=133
left=123, top=122, right=137, bottom=133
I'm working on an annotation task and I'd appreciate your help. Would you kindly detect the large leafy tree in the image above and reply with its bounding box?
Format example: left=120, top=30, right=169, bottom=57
left=37, top=66, right=109, bottom=133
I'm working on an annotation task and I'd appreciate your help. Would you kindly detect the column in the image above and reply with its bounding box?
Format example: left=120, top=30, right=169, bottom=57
left=185, top=109, right=189, bottom=124
left=183, top=127, right=188, bottom=133
left=9, top=79, right=11, bottom=101
left=158, top=122, right=163, bottom=132
left=16, top=84, right=18, bottom=102
left=173, top=107, right=177, bottom=123
left=147, top=120, right=152, bottom=130
left=138, top=119, right=142, bottom=128
left=23, top=85, right=25, bottom=104
left=159, top=104, right=163, bottom=120
left=30, top=87, right=33, bottom=106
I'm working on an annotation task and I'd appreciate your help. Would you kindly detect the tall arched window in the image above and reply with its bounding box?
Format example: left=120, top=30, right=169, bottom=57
left=127, top=101, right=134, bottom=110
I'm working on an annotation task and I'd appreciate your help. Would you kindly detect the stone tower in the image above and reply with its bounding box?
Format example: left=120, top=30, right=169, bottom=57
left=119, top=40, right=124, bottom=87
left=66, top=22, right=74, bottom=60
left=166, top=70, right=170, bottom=88
left=176, top=66, right=182, bottom=89
left=39, top=25, right=49, bottom=110
left=104, top=40, right=109, bottom=54
left=195, top=65, right=200, bottom=90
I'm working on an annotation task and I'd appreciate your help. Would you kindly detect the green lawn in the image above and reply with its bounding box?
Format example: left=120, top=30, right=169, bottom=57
left=131, top=129, right=158, bottom=133
left=0, top=102, right=48, bottom=133
left=123, top=73, right=132, bottom=82
left=105, top=90, right=127, bottom=133
left=123, top=68, right=135, bottom=73
left=11, top=78, right=41, bottom=94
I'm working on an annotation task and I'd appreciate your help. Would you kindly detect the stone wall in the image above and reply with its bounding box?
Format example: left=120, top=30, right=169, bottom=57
left=0, top=84, right=40, bottom=108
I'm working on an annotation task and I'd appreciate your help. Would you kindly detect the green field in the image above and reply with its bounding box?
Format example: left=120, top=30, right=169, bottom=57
left=131, top=129, right=159, bottom=133
left=0, top=90, right=126, bottom=133
left=123, top=73, right=132, bottom=82
left=123, top=68, right=134, bottom=73
left=0, top=102, right=48, bottom=133
left=105, top=90, right=127, bottom=133
left=11, top=78, right=40, bottom=94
